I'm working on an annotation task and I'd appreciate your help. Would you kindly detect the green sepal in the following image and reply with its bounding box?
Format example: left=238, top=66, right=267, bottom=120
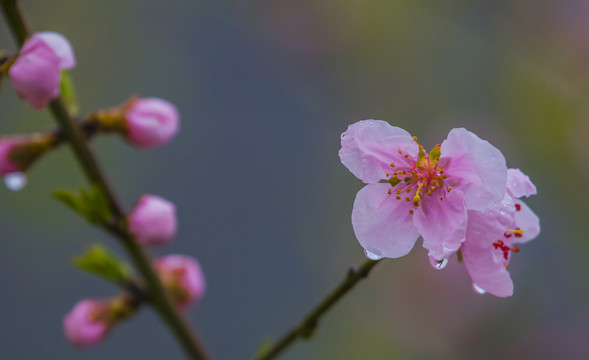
left=52, top=185, right=111, bottom=224
left=72, top=243, right=132, bottom=285
left=59, top=70, right=79, bottom=117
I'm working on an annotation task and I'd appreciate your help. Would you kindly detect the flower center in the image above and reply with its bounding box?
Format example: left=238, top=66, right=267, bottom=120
left=384, top=138, right=451, bottom=214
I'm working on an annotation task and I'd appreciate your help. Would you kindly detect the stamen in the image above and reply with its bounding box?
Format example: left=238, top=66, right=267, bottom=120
left=515, top=204, right=521, bottom=211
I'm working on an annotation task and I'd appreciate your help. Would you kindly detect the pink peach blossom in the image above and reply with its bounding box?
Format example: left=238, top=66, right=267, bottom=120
left=128, top=194, right=177, bottom=246
left=9, top=31, right=75, bottom=109
left=125, top=98, right=179, bottom=148
left=462, top=168, right=540, bottom=297
left=154, top=255, right=206, bottom=309
left=0, top=138, right=22, bottom=175
left=63, top=299, right=109, bottom=347
left=339, top=120, right=507, bottom=261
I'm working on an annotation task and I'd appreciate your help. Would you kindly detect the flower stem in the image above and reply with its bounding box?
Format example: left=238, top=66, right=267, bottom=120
left=1, top=2, right=210, bottom=359
left=254, top=259, right=381, bottom=360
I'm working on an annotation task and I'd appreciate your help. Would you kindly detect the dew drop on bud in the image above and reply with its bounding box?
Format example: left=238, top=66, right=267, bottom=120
left=4, top=172, right=27, bottom=192
left=429, top=256, right=448, bottom=270
left=472, top=283, right=487, bottom=295
left=364, top=249, right=383, bottom=261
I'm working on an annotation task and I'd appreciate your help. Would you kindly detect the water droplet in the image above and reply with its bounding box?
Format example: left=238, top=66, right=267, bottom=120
left=364, top=249, right=383, bottom=261
left=429, top=256, right=448, bottom=270
left=4, top=172, right=27, bottom=192
left=472, top=283, right=486, bottom=295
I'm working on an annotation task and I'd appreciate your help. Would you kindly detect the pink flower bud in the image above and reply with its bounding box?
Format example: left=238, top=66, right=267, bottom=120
left=128, top=195, right=177, bottom=246
left=125, top=98, right=179, bottom=148
left=155, top=255, right=206, bottom=309
left=0, top=138, right=22, bottom=175
left=63, top=299, right=109, bottom=347
left=9, top=32, right=76, bottom=109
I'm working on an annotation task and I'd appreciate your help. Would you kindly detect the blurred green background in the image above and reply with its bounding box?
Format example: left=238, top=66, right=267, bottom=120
left=1, top=0, right=588, bottom=359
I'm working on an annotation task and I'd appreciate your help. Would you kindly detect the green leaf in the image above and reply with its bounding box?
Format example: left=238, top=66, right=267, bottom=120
left=72, top=243, right=132, bottom=285
left=59, top=70, right=79, bottom=117
left=52, top=185, right=111, bottom=224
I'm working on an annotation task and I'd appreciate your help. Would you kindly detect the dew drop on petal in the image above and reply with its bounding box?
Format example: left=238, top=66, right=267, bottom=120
left=472, top=283, right=487, bottom=295
left=4, top=172, right=27, bottom=192
left=364, top=249, right=383, bottom=261
left=429, top=256, right=448, bottom=270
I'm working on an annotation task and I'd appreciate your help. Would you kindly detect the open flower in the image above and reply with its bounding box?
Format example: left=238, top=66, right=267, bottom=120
left=9, top=31, right=76, bottom=109
left=462, top=168, right=540, bottom=297
left=339, top=120, right=507, bottom=261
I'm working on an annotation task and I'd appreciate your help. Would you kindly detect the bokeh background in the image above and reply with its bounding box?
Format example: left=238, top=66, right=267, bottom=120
left=1, top=1, right=589, bottom=359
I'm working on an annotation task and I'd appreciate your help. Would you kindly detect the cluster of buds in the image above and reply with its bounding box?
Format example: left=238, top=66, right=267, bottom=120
left=2, top=31, right=205, bottom=348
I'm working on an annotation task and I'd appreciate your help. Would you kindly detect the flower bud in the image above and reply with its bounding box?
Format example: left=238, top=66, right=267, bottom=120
left=63, top=294, right=137, bottom=348
left=0, top=133, right=57, bottom=176
left=128, top=195, right=177, bottom=246
left=9, top=32, right=76, bottom=109
left=63, top=299, right=110, bottom=347
left=154, top=255, right=206, bottom=309
left=125, top=98, right=179, bottom=148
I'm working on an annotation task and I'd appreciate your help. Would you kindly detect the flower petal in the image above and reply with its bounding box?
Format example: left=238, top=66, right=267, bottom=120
left=440, top=128, right=507, bottom=210
left=340, top=120, right=419, bottom=183
left=507, top=168, right=537, bottom=198
left=462, top=241, right=514, bottom=297
left=9, top=40, right=61, bottom=109
left=352, top=183, right=419, bottom=259
left=414, top=189, right=467, bottom=260
left=35, top=31, right=76, bottom=69
left=466, top=192, right=515, bottom=248
left=513, top=199, right=540, bottom=244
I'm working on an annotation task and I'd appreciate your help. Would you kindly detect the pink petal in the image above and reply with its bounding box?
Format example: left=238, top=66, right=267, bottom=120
left=466, top=192, right=515, bottom=248
left=35, top=31, right=76, bottom=69
left=507, top=168, right=537, bottom=198
left=439, top=128, right=507, bottom=210
left=462, top=241, right=514, bottom=297
left=339, top=120, right=419, bottom=184
left=414, top=189, right=468, bottom=260
left=352, top=183, right=419, bottom=259
left=513, top=199, right=540, bottom=244
left=9, top=40, right=61, bottom=109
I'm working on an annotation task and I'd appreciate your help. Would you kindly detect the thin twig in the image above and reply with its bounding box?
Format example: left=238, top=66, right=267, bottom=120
left=254, top=259, right=381, bottom=360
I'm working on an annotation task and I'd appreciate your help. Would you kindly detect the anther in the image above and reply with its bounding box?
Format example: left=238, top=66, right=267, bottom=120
left=388, top=189, right=392, bottom=195
left=396, top=190, right=402, bottom=195
left=396, top=196, right=401, bottom=200
left=405, top=197, right=410, bottom=202
left=390, top=163, right=395, bottom=168
left=398, top=150, right=402, bottom=154
left=409, top=209, right=414, bottom=214
left=515, top=204, right=521, bottom=211
left=511, top=246, right=520, bottom=253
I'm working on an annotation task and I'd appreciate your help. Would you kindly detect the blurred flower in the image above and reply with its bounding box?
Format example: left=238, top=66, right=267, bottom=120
left=90, top=97, right=179, bottom=148
left=63, top=299, right=110, bottom=347
left=154, top=255, right=206, bottom=309
left=9, top=31, right=75, bottom=109
left=340, top=120, right=507, bottom=261
left=462, top=168, right=540, bottom=297
left=125, top=98, right=179, bottom=148
left=0, top=133, right=58, bottom=176
left=128, top=195, right=177, bottom=246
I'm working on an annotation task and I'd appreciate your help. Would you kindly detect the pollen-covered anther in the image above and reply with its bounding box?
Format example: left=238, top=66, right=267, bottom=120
left=388, top=189, right=392, bottom=195
left=507, top=228, right=524, bottom=238
left=511, top=245, right=520, bottom=253
left=390, top=163, right=395, bottom=168
left=409, top=209, right=414, bottom=215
